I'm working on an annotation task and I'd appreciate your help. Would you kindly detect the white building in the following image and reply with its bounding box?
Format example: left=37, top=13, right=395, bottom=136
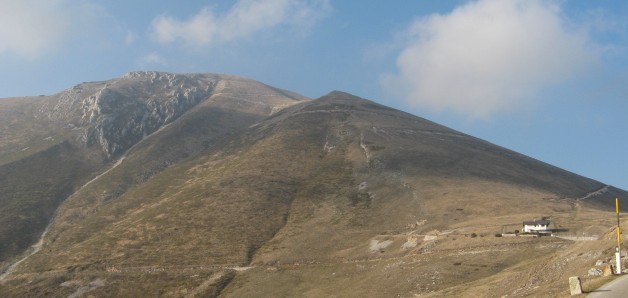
left=522, top=219, right=551, bottom=235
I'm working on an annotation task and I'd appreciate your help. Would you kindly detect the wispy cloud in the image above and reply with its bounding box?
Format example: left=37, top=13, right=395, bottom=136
left=0, top=0, right=108, bottom=59
left=125, top=31, right=136, bottom=45
left=138, top=53, right=167, bottom=68
left=150, top=0, right=331, bottom=48
left=382, top=0, right=601, bottom=119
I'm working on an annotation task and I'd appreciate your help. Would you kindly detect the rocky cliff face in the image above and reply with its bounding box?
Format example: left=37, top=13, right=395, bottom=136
left=41, top=71, right=219, bottom=158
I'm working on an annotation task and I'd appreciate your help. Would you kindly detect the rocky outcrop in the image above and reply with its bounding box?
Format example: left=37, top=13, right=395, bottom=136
left=43, top=71, right=218, bottom=158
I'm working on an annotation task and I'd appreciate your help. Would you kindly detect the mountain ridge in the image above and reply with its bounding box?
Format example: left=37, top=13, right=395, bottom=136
left=0, top=72, right=626, bottom=297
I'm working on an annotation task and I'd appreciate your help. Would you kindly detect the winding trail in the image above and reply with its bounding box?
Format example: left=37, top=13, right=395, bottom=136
left=0, top=215, right=54, bottom=281
left=0, top=122, right=176, bottom=282
left=0, top=154, right=131, bottom=282
left=580, top=185, right=610, bottom=201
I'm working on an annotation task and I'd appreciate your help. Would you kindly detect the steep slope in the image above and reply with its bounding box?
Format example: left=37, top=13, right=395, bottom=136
left=1, top=89, right=626, bottom=297
left=0, top=72, right=307, bottom=272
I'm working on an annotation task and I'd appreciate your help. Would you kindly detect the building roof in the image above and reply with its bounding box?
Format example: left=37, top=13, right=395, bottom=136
left=523, top=219, right=550, bottom=226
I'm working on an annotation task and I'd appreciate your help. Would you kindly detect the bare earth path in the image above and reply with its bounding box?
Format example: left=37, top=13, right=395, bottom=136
left=0, top=217, right=54, bottom=281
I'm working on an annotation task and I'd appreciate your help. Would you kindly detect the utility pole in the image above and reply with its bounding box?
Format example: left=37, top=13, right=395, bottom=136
left=616, top=197, right=622, bottom=274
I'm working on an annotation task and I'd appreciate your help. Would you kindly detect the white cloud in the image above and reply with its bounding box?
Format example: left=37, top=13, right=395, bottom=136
left=0, top=0, right=70, bottom=58
left=382, top=0, right=600, bottom=119
left=0, top=0, right=109, bottom=59
left=150, top=0, right=331, bottom=47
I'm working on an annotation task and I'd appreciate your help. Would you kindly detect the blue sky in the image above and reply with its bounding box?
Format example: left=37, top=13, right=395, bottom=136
left=1, top=0, right=627, bottom=190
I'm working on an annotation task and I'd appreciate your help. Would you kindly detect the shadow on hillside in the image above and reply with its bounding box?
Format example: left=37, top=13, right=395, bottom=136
left=552, top=228, right=570, bottom=233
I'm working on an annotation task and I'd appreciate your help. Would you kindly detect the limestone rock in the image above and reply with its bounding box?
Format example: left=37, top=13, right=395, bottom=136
left=568, top=276, right=582, bottom=295
left=588, top=268, right=602, bottom=276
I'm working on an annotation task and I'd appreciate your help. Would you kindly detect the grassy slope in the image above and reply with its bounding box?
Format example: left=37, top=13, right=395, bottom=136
left=0, top=96, right=104, bottom=269
left=0, top=141, right=101, bottom=264
left=0, top=97, right=65, bottom=166
left=222, top=93, right=626, bottom=297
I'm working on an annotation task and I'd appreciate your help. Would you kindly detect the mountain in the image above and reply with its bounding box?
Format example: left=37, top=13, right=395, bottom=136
left=0, top=71, right=306, bottom=271
left=0, top=72, right=625, bottom=297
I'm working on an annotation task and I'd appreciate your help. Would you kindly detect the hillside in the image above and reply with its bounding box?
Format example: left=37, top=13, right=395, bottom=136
left=0, top=73, right=627, bottom=297
left=0, top=71, right=307, bottom=270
